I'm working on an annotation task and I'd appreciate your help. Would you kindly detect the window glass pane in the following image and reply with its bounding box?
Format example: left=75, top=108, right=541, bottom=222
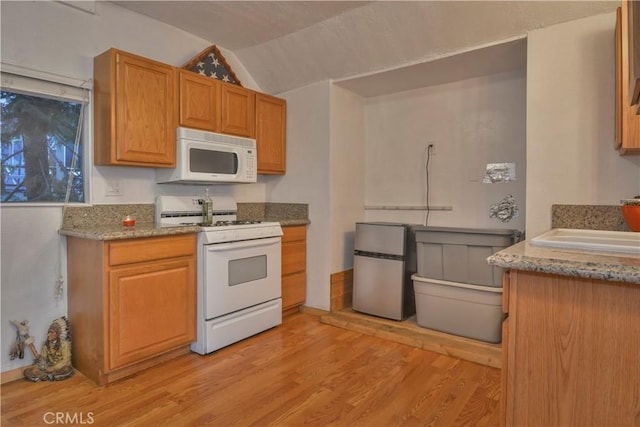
left=1, top=90, right=84, bottom=203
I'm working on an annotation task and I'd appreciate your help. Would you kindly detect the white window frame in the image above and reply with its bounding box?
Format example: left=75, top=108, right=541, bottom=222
left=0, top=63, right=92, bottom=206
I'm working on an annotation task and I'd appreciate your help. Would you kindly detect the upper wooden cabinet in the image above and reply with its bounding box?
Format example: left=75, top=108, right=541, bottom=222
left=178, top=69, right=221, bottom=132
left=256, top=93, right=287, bottom=174
left=627, top=0, right=640, bottom=107
left=616, top=5, right=640, bottom=154
left=94, top=49, right=177, bottom=167
left=220, top=83, right=255, bottom=138
left=95, top=48, right=287, bottom=170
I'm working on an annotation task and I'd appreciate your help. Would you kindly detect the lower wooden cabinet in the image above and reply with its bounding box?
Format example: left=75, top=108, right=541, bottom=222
left=67, top=234, right=196, bottom=385
left=281, top=226, right=306, bottom=313
left=501, top=269, right=640, bottom=426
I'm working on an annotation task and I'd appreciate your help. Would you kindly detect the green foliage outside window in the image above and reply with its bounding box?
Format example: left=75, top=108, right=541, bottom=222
left=1, top=90, right=84, bottom=203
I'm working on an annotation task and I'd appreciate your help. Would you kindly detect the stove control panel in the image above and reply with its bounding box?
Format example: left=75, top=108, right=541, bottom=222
left=200, top=223, right=283, bottom=244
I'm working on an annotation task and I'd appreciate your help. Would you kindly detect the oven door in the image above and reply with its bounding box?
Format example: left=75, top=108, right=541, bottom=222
left=203, top=236, right=281, bottom=319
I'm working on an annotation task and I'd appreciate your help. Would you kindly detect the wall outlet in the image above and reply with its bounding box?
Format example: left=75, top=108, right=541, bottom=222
left=105, top=180, right=123, bottom=197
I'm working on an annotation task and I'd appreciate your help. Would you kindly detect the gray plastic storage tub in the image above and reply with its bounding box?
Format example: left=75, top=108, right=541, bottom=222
left=412, top=275, right=503, bottom=343
left=415, top=226, right=521, bottom=287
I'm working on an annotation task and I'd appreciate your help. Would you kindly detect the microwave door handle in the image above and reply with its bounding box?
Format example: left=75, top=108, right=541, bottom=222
left=206, top=236, right=281, bottom=252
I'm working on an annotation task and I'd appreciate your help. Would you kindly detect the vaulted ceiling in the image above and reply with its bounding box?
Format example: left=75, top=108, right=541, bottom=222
left=112, top=1, right=618, bottom=95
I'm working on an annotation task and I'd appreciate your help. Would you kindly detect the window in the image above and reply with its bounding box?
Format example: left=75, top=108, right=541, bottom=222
left=1, top=71, right=89, bottom=203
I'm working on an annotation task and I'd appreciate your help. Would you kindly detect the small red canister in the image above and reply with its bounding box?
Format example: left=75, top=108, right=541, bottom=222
left=122, top=215, right=136, bottom=227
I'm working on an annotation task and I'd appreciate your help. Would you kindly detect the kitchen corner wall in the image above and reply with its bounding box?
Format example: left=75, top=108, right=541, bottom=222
left=526, top=12, right=640, bottom=238
left=329, top=86, right=366, bottom=274
left=265, top=81, right=365, bottom=310
left=264, top=83, right=366, bottom=312
left=264, top=81, right=333, bottom=310
left=363, top=69, right=527, bottom=231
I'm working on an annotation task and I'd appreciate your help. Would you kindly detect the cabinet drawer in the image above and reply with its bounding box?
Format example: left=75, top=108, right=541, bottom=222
left=109, top=234, right=196, bottom=266
left=282, top=225, right=306, bottom=243
left=282, top=240, right=306, bottom=275
left=282, top=271, right=306, bottom=309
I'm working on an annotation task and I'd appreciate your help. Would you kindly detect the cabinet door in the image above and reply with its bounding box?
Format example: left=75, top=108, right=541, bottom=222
left=179, top=70, right=221, bottom=132
left=256, top=93, right=287, bottom=174
left=628, top=0, right=640, bottom=107
left=282, top=238, right=306, bottom=276
left=114, top=51, right=177, bottom=166
left=220, top=83, right=255, bottom=137
left=500, top=318, right=510, bottom=427
left=617, top=4, right=640, bottom=153
left=507, top=271, right=640, bottom=426
left=108, top=258, right=195, bottom=369
left=500, top=271, right=511, bottom=427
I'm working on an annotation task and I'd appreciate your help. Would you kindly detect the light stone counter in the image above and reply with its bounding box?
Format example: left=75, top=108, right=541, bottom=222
left=59, top=223, right=200, bottom=241
left=237, top=202, right=310, bottom=226
left=59, top=202, right=309, bottom=240
left=59, top=203, right=200, bottom=240
left=551, top=204, right=631, bottom=231
left=487, top=239, right=640, bottom=285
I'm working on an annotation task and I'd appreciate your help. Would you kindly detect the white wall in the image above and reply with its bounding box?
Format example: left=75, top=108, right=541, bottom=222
left=329, top=86, right=366, bottom=272
left=363, top=70, right=527, bottom=231
left=0, top=1, right=267, bottom=373
left=264, top=83, right=365, bottom=309
left=1, top=0, right=266, bottom=207
left=265, top=81, right=332, bottom=310
left=527, top=12, right=640, bottom=237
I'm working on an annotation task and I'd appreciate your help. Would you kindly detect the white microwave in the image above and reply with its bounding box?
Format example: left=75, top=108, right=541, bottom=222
left=156, top=127, right=257, bottom=184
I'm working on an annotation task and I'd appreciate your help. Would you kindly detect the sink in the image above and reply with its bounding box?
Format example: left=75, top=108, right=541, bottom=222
left=530, top=228, right=640, bottom=255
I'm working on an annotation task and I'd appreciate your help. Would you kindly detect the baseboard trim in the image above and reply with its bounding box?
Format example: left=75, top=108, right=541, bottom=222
left=300, top=306, right=329, bottom=317
left=1, top=366, right=27, bottom=385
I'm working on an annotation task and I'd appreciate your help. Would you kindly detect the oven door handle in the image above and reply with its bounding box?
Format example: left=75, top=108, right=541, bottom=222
left=205, top=236, right=281, bottom=252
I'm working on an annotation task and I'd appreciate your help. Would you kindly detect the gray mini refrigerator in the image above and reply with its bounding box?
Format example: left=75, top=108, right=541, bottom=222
left=352, top=222, right=417, bottom=320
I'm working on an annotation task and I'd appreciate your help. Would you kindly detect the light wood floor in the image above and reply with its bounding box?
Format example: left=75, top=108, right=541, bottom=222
left=320, top=309, right=501, bottom=369
left=1, top=312, right=501, bottom=426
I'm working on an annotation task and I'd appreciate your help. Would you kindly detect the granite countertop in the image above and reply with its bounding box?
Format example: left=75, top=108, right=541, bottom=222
left=59, top=223, right=201, bottom=240
left=487, top=239, right=640, bottom=285
left=59, top=202, right=309, bottom=241
left=237, top=202, right=310, bottom=227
